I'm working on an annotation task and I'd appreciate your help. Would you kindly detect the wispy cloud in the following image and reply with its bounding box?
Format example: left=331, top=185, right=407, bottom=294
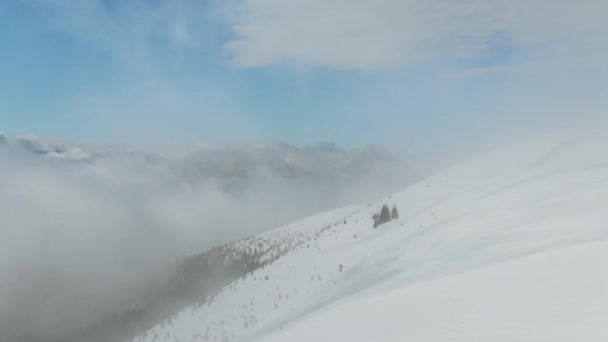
left=29, top=0, right=254, bottom=144
left=42, top=0, right=211, bottom=71
left=226, top=0, right=607, bottom=70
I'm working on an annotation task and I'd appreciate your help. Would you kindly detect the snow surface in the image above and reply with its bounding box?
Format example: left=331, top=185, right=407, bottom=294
left=132, top=133, right=608, bottom=342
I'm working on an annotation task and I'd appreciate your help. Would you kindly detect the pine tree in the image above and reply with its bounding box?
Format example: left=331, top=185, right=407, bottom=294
left=391, top=205, right=399, bottom=219
left=379, top=204, right=391, bottom=224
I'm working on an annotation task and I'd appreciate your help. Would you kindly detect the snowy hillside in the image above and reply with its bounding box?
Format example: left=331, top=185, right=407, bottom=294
left=131, top=133, right=608, bottom=342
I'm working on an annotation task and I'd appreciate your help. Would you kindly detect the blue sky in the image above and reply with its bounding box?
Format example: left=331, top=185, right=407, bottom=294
left=0, top=0, right=605, bottom=148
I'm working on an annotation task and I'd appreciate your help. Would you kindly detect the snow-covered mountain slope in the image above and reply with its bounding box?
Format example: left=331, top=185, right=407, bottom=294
left=132, top=133, right=608, bottom=342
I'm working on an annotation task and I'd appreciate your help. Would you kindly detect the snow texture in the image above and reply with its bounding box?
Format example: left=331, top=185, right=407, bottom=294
left=131, top=133, right=608, bottom=342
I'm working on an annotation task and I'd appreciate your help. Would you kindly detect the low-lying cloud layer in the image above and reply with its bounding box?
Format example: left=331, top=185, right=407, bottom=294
left=0, top=133, right=420, bottom=341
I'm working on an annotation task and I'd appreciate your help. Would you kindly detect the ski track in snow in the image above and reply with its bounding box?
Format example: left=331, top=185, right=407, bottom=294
left=131, top=134, right=608, bottom=342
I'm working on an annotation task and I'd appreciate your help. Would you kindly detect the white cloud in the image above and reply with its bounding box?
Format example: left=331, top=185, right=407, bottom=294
left=226, top=0, right=608, bottom=70
left=43, top=0, right=207, bottom=71
left=17, top=133, right=59, bottom=154
left=0, top=136, right=423, bottom=340
left=47, top=148, right=92, bottom=161
left=14, top=133, right=94, bottom=161
left=38, top=1, right=261, bottom=144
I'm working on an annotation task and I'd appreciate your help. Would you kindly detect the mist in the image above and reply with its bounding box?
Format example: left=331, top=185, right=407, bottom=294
left=0, top=133, right=422, bottom=340
left=1, top=0, right=606, bottom=340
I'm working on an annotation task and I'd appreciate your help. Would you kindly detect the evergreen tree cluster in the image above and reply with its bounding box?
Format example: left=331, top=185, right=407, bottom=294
left=373, top=204, right=399, bottom=228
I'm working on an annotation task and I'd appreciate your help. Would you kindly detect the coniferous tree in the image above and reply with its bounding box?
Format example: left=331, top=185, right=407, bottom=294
left=372, top=205, right=392, bottom=228
left=391, top=205, right=399, bottom=219
left=379, top=204, right=391, bottom=224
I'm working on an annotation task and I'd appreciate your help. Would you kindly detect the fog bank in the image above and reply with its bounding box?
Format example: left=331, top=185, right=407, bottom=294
left=0, top=133, right=421, bottom=340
